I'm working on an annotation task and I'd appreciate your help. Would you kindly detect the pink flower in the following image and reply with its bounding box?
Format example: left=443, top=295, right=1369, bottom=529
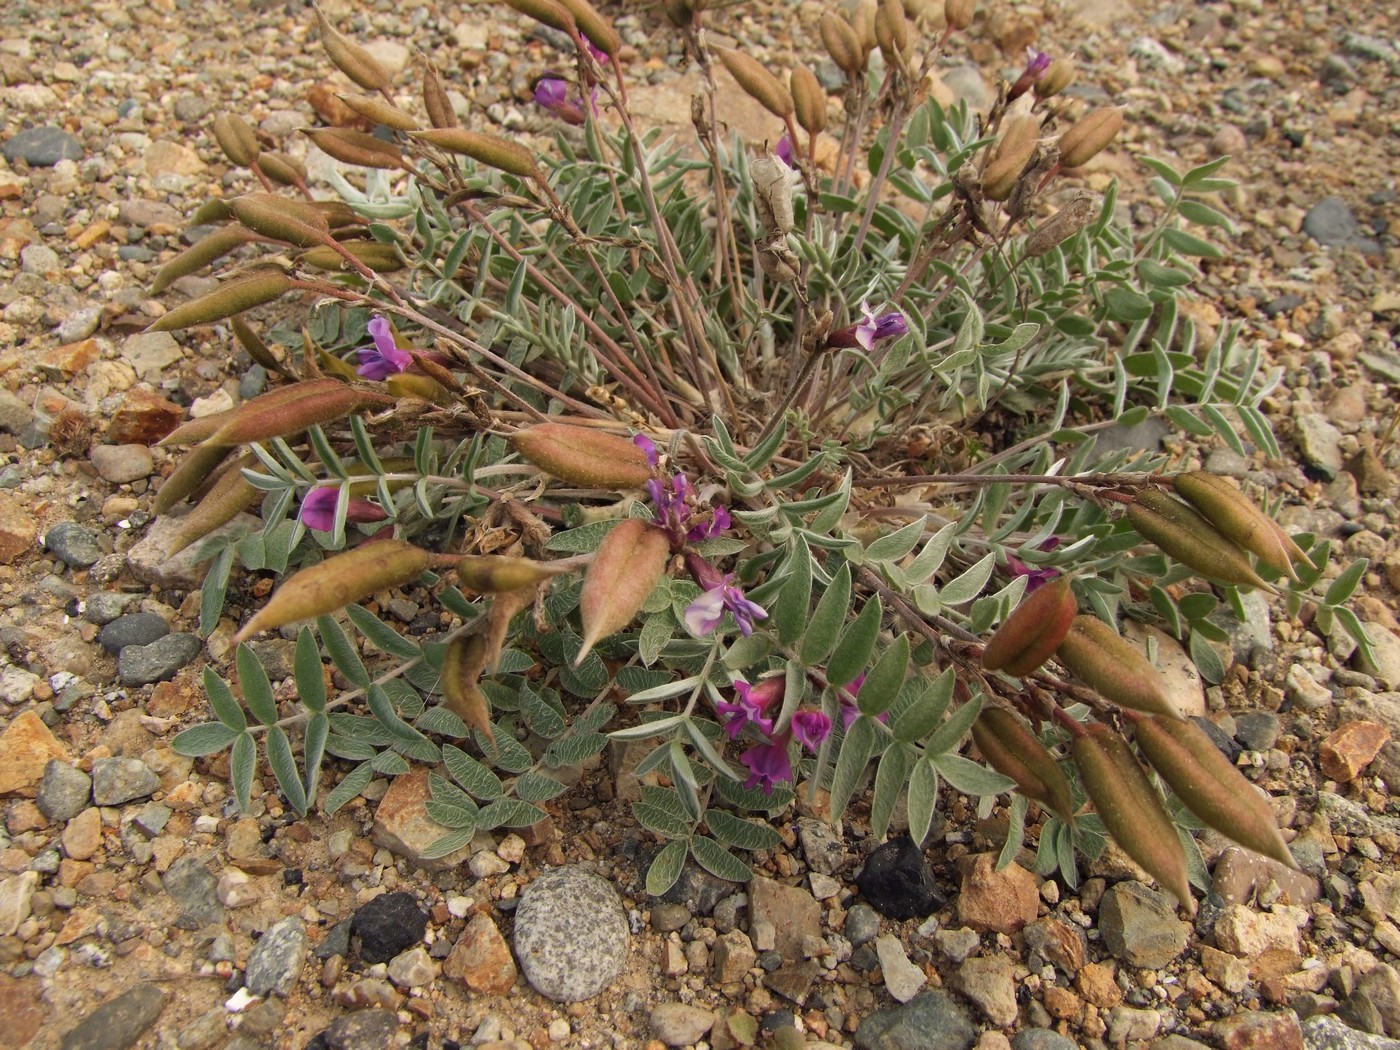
left=790, top=710, right=832, bottom=751
left=355, top=316, right=413, bottom=380
left=683, top=575, right=768, bottom=637
left=717, top=677, right=783, bottom=739
left=298, top=487, right=389, bottom=533
left=739, top=741, right=793, bottom=795
left=1009, top=49, right=1052, bottom=101
left=1005, top=536, right=1061, bottom=593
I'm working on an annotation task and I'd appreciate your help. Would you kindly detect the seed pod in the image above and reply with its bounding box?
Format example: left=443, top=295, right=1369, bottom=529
left=503, top=0, right=578, bottom=36
left=1034, top=58, right=1075, bottom=99
left=456, top=555, right=567, bottom=594
left=211, top=114, right=260, bottom=167
left=820, top=13, right=864, bottom=78
left=714, top=46, right=794, bottom=120
left=385, top=372, right=453, bottom=406
left=1271, top=521, right=1313, bottom=570
left=875, top=0, right=910, bottom=64
left=337, top=94, right=419, bottom=132
left=971, top=707, right=1075, bottom=823
left=944, top=0, right=975, bottom=30
left=663, top=0, right=693, bottom=28
left=154, top=442, right=236, bottom=514
left=510, top=423, right=653, bottom=489
left=230, top=193, right=332, bottom=249
left=205, top=383, right=396, bottom=447
left=231, top=317, right=286, bottom=377
left=1133, top=715, right=1296, bottom=870
left=304, top=127, right=405, bottom=170
left=411, top=129, right=539, bottom=180
left=441, top=633, right=495, bottom=743
left=554, top=0, right=620, bottom=57
left=149, top=226, right=256, bottom=295
left=192, top=199, right=233, bottom=224
left=981, top=575, right=1076, bottom=677
left=791, top=66, right=826, bottom=136
left=752, top=149, right=796, bottom=237
left=158, top=378, right=351, bottom=447
left=1073, top=723, right=1194, bottom=912
left=983, top=115, right=1040, bottom=202
left=314, top=7, right=390, bottom=92
left=853, top=0, right=880, bottom=54
left=1056, top=615, right=1182, bottom=719
left=167, top=457, right=260, bottom=556
left=423, top=63, right=457, bottom=130
left=235, top=540, right=454, bottom=642
left=1024, top=190, right=1100, bottom=257
left=1128, top=489, right=1272, bottom=590
left=309, top=201, right=363, bottom=229
left=256, top=151, right=308, bottom=188
left=299, top=240, right=405, bottom=272
left=146, top=270, right=294, bottom=333
left=1171, top=471, right=1296, bottom=580
left=1057, top=106, right=1123, bottom=169
left=576, top=519, right=670, bottom=664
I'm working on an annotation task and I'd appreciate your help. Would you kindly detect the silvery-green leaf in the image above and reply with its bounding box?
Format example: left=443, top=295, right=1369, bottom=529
left=689, top=835, right=751, bottom=883
left=266, top=726, right=308, bottom=816
left=705, top=809, right=781, bottom=851
left=236, top=644, right=278, bottom=726
left=172, top=722, right=240, bottom=758
left=932, top=753, right=1015, bottom=795
left=830, top=715, right=876, bottom=822
left=906, top=757, right=939, bottom=846
left=800, top=562, right=851, bottom=667
left=294, top=627, right=326, bottom=713
left=871, top=743, right=912, bottom=841
left=323, top=761, right=374, bottom=815
left=346, top=604, right=422, bottom=659
left=318, top=615, right=369, bottom=687
left=857, top=634, right=908, bottom=717
left=827, top=594, right=882, bottom=688
left=204, top=667, right=247, bottom=732
left=231, top=732, right=255, bottom=812
left=646, top=839, right=688, bottom=895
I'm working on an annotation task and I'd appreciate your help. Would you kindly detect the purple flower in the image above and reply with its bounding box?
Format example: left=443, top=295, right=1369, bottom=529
left=835, top=674, right=889, bottom=729
left=775, top=133, right=795, bottom=169
left=581, top=33, right=609, bottom=63
left=739, top=741, right=793, bottom=795
left=717, top=676, right=783, bottom=739
left=790, top=710, right=832, bottom=751
left=355, top=316, right=413, bottom=381
left=533, top=75, right=587, bottom=126
left=684, top=574, right=768, bottom=637
left=298, top=487, right=389, bottom=533
left=826, top=302, right=909, bottom=352
left=1009, top=49, right=1052, bottom=101
left=635, top=434, right=732, bottom=544
left=1005, top=536, right=1061, bottom=593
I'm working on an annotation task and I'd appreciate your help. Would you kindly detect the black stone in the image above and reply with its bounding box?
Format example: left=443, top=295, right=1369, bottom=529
left=44, top=521, right=102, bottom=568
left=1190, top=716, right=1241, bottom=764
left=98, top=612, right=169, bottom=654
left=2, top=125, right=83, bottom=167
left=314, top=918, right=353, bottom=960
left=855, top=836, right=943, bottom=920
left=351, top=891, right=427, bottom=964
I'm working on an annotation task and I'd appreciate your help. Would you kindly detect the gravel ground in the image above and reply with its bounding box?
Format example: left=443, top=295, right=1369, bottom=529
left=2, top=1, right=1400, bottom=1049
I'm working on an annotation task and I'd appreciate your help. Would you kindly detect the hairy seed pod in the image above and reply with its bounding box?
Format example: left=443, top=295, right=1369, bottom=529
left=385, top=372, right=453, bottom=406
left=411, top=129, right=539, bottom=179
left=971, top=707, right=1075, bottom=823
left=256, top=151, right=308, bottom=188
left=299, top=240, right=405, bottom=273
left=230, top=193, right=332, bottom=249
left=1056, top=615, right=1182, bottom=719
left=510, top=423, right=653, bottom=489
left=503, top=0, right=577, bottom=35
left=456, top=555, right=567, bottom=594
left=167, top=458, right=260, bottom=556
left=441, top=633, right=495, bottom=743
left=1171, top=471, right=1296, bottom=580
left=664, top=0, right=693, bottom=28
left=1034, top=58, right=1075, bottom=99
left=149, top=226, right=256, bottom=295
left=1133, top=715, right=1296, bottom=870
left=304, top=127, right=405, bottom=170
left=231, top=316, right=284, bottom=376
left=158, top=379, right=350, bottom=447
left=1024, top=190, right=1100, bottom=257
left=337, top=94, right=419, bottom=132
left=314, top=7, right=390, bottom=92
left=192, top=199, right=233, bottom=224
left=944, top=0, right=975, bottom=30
left=714, top=47, right=795, bottom=119
left=154, top=442, right=235, bottom=514
left=554, top=0, right=621, bottom=55
left=423, top=63, right=457, bottom=129
left=1058, top=106, right=1123, bottom=169
left=791, top=66, right=827, bottom=136
left=983, top=115, right=1040, bottom=202
left=235, top=540, right=455, bottom=642
left=820, top=13, right=864, bottom=78
left=1073, top=723, right=1195, bottom=912
left=981, top=575, right=1076, bottom=677
left=853, top=0, right=880, bottom=54
left=875, top=0, right=910, bottom=62
left=205, top=384, right=396, bottom=447
left=309, top=201, right=363, bottom=228
left=1271, top=521, right=1313, bottom=569
left=211, top=114, right=260, bottom=167
left=1129, top=489, right=1272, bottom=590
left=576, top=519, right=670, bottom=664
left=146, top=270, right=294, bottom=333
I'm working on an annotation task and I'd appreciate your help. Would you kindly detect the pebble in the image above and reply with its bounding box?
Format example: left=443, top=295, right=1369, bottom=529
left=0, top=872, right=39, bottom=936
left=90, top=445, right=155, bottom=484
left=21, top=244, right=60, bottom=274
left=386, top=945, right=437, bottom=989
left=1302, top=1013, right=1400, bottom=1049
left=514, top=866, right=629, bottom=1002
left=319, top=1009, right=398, bottom=1050
left=55, top=306, right=103, bottom=344
left=98, top=611, right=169, bottom=654
left=117, top=632, right=201, bottom=685
left=650, top=902, right=690, bottom=932
left=855, top=836, right=943, bottom=920
left=957, top=854, right=1038, bottom=934
left=0, top=665, right=40, bottom=705
left=749, top=875, right=822, bottom=959
left=83, top=592, right=135, bottom=626
left=162, top=855, right=224, bottom=930
left=1302, top=197, right=1380, bottom=253
left=854, top=989, right=975, bottom=1050
left=34, top=759, right=90, bottom=822
left=1295, top=415, right=1345, bottom=478
left=44, top=522, right=102, bottom=568
left=876, top=934, right=928, bottom=1003
left=1010, top=1032, right=1078, bottom=1050
left=58, top=983, right=166, bottom=1050
left=654, top=858, right=735, bottom=916
left=649, top=1002, right=717, bottom=1046
left=845, top=902, right=881, bottom=947
left=443, top=911, right=516, bottom=993
left=954, top=954, right=1018, bottom=1026
left=245, top=917, right=308, bottom=997
left=1213, top=1008, right=1305, bottom=1049
left=1235, top=711, right=1281, bottom=751
left=351, top=891, right=428, bottom=964
left=1097, top=881, right=1189, bottom=968
left=1, top=125, right=83, bottom=166
left=91, top=756, right=160, bottom=805
left=797, top=816, right=847, bottom=875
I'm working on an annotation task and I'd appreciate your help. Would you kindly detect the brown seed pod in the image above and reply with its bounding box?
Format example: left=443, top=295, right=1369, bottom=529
left=385, top=372, right=453, bottom=406
left=576, top=519, right=670, bottom=664
left=875, top=0, right=910, bottom=64
left=971, top=707, right=1075, bottom=823
left=714, top=46, right=795, bottom=120
left=502, top=0, right=578, bottom=36
left=1034, top=58, right=1075, bottom=99
left=1171, top=471, right=1297, bottom=580
left=303, top=127, right=405, bottom=170
left=1128, top=489, right=1272, bottom=590
left=146, top=269, right=294, bottom=333
left=981, top=575, right=1076, bottom=677
left=423, top=63, right=457, bottom=130
left=192, top=199, right=234, bottom=225
left=211, top=114, right=260, bottom=167
left=410, top=129, right=539, bottom=180
left=167, top=457, right=261, bottom=556
left=944, top=0, right=976, bottom=30
left=456, top=555, right=568, bottom=594
left=149, top=226, right=257, bottom=295
left=983, top=115, right=1041, bottom=202
left=510, top=423, right=653, bottom=489
left=256, top=151, right=308, bottom=188
left=314, top=7, right=390, bottom=92
left=159, top=378, right=349, bottom=448
left=853, top=0, right=880, bottom=53
left=231, top=316, right=287, bottom=377
left=441, top=633, right=495, bottom=744
left=1024, top=190, right=1100, bottom=257
left=1057, top=106, right=1123, bottom=168
left=1133, top=715, right=1296, bottom=870
left=204, top=383, right=396, bottom=447
left=819, top=12, right=864, bottom=78
left=337, top=94, right=420, bottom=132
left=1073, top=723, right=1195, bottom=912
left=230, top=193, right=332, bottom=249
left=553, top=0, right=620, bottom=56
left=1056, top=615, right=1182, bottom=719
left=154, top=442, right=236, bottom=514
left=298, top=240, right=405, bottom=273
left=791, top=66, right=827, bottom=136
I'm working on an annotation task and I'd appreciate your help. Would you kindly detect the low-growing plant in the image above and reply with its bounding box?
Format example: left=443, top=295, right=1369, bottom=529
left=157, top=0, right=1374, bottom=906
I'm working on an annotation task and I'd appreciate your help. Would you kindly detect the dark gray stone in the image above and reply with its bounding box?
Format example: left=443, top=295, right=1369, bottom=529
left=91, top=757, right=160, bottom=805
left=352, top=891, right=427, bottom=964
left=117, top=632, right=201, bottom=685
left=844, top=902, right=881, bottom=947
left=1012, top=1030, right=1079, bottom=1050
left=1234, top=711, right=1281, bottom=752
left=1098, top=881, right=1189, bottom=969
left=60, top=982, right=166, bottom=1050
left=98, top=612, right=169, bottom=654
left=36, top=759, right=91, bottom=821
left=515, top=865, right=629, bottom=1002
left=315, top=917, right=353, bottom=959
left=1303, top=197, right=1380, bottom=253
left=854, top=990, right=975, bottom=1050
left=44, top=522, right=102, bottom=568
left=162, top=855, right=224, bottom=930
left=855, top=836, right=943, bottom=920
left=245, top=917, right=307, bottom=997
left=654, top=858, right=735, bottom=916
left=3, top=125, right=84, bottom=167
left=322, top=1009, right=399, bottom=1050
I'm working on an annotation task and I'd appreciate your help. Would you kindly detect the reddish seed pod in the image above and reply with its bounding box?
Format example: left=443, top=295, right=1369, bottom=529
left=1055, top=615, right=1182, bottom=719
left=981, top=575, right=1077, bottom=678
left=510, top=423, right=653, bottom=489
left=576, top=519, right=670, bottom=664
left=971, top=707, right=1075, bottom=822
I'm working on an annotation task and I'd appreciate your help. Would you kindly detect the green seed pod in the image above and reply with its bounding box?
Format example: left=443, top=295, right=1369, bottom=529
left=971, top=707, right=1075, bottom=823
left=981, top=575, right=1076, bottom=677
left=1171, top=471, right=1297, bottom=580
left=204, top=383, right=396, bottom=447
left=423, top=63, right=457, bottom=130
left=149, top=226, right=256, bottom=295
left=944, top=0, right=975, bottom=30
left=1073, top=723, right=1195, bottom=913
left=554, top=0, right=621, bottom=56
left=167, top=457, right=260, bottom=556
left=411, top=129, right=539, bottom=180
left=1133, top=715, right=1296, bottom=870
left=1034, top=58, right=1075, bottom=100
left=1057, top=106, right=1123, bottom=169
left=146, top=269, right=294, bottom=333
left=510, top=423, right=653, bottom=489
left=983, top=115, right=1040, bottom=202
left=314, top=7, right=391, bottom=92
left=230, top=193, right=332, bottom=249
left=230, top=316, right=286, bottom=377
left=1128, top=489, right=1272, bottom=590
left=576, top=519, right=670, bottom=664
left=1056, top=615, right=1182, bottom=720
left=820, top=13, right=864, bottom=78
left=298, top=240, right=405, bottom=273
left=441, top=633, right=495, bottom=743
left=337, top=94, right=420, bottom=132
left=385, top=371, right=453, bottom=406
left=791, top=65, right=827, bottom=136
left=235, top=540, right=455, bottom=642
left=159, top=379, right=348, bottom=447
left=1024, top=190, right=1100, bottom=257
left=154, top=442, right=235, bottom=514
left=304, top=127, right=405, bottom=170
left=663, top=0, right=693, bottom=28
left=714, top=46, right=795, bottom=120
left=456, top=555, right=567, bottom=594
left=256, top=152, right=308, bottom=188
left=309, top=200, right=364, bottom=230
left=211, top=114, right=260, bottom=167
left=502, top=0, right=577, bottom=36
left=191, top=199, right=233, bottom=225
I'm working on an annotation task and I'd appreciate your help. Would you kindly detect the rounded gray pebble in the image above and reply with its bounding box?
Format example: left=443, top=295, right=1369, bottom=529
left=844, top=902, right=882, bottom=947
left=99, top=612, right=170, bottom=654
left=92, top=756, right=160, bottom=805
left=84, top=591, right=136, bottom=625
left=514, top=866, right=629, bottom=1002
left=36, top=759, right=91, bottom=822
left=245, top=917, right=308, bottom=997
left=118, top=632, right=201, bottom=685
left=1, top=125, right=83, bottom=167
left=1012, top=1030, right=1080, bottom=1050
left=44, top=521, right=102, bottom=568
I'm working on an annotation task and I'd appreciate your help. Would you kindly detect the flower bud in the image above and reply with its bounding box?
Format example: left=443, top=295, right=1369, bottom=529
left=205, top=383, right=396, bottom=447
left=554, top=0, right=621, bottom=56
left=146, top=269, right=294, bottom=333
left=230, top=193, right=332, bottom=249
left=791, top=66, right=827, bottom=136
left=981, top=575, right=1076, bottom=677
left=944, top=0, right=975, bottom=30
left=1073, top=723, right=1194, bottom=913
left=1133, top=715, right=1296, bottom=870
left=1024, top=190, right=1100, bottom=257
left=441, top=633, right=495, bottom=743
left=510, top=423, right=653, bottom=489
left=168, top=457, right=260, bottom=556
left=299, top=240, right=406, bottom=273
left=715, top=46, right=794, bottom=119
left=1128, top=489, right=1271, bottom=590
left=257, top=152, right=309, bottom=188
left=211, top=114, right=260, bottom=167
left=1056, top=615, right=1182, bottom=719
left=971, top=707, right=1075, bottom=822
left=315, top=7, right=391, bottom=92
left=423, top=63, right=458, bottom=130
left=983, top=115, right=1040, bottom=202
left=337, top=94, right=420, bottom=132
left=456, top=555, right=568, bottom=594
left=304, top=127, right=406, bottom=170
left=411, top=129, right=540, bottom=180
left=576, top=519, right=670, bottom=664
left=1034, top=58, right=1075, bottom=99
left=1171, top=471, right=1297, bottom=581
left=1057, top=106, right=1123, bottom=169
left=820, top=12, right=864, bottom=78
left=154, top=442, right=236, bottom=514
left=149, top=226, right=257, bottom=295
